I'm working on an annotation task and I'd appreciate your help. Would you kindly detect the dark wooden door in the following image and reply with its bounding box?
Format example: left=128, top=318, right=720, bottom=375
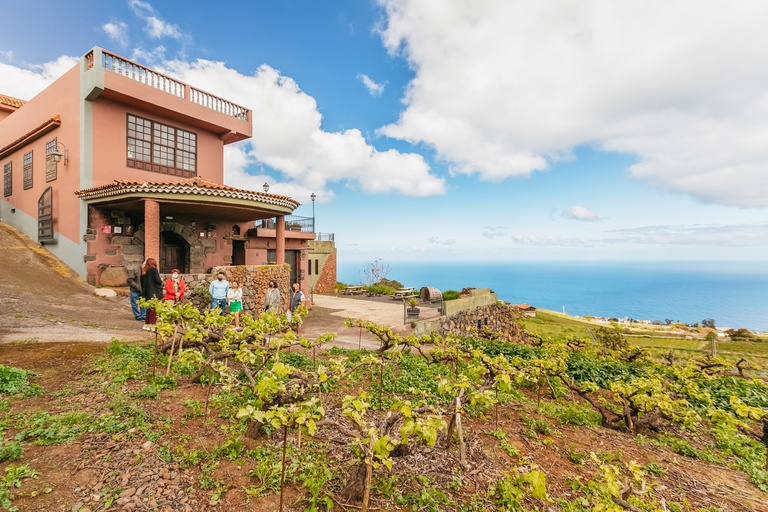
left=232, top=240, right=245, bottom=266
left=161, top=244, right=184, bottom=273
left=160, top=231, right=187, bottom=273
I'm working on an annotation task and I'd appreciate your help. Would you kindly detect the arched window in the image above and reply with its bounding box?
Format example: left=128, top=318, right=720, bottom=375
left=38, top=186, right=53, bottom=242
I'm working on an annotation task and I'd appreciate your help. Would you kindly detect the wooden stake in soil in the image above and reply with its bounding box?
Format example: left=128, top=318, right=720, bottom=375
left=165, top=325, right=179, bottom=377
left=280, top=425, right=288, bottom=512
left=358, top=325, right=362, bottom=350
left=152, top=330, right=158, bottom=378
left=379, top=358, right=384, bottom=411
left=456, top=389, right=467, bottom=468
left=362, top=436, right=375, bottom=512
left=495, top=382, right=498, bottom=429
left=203, top=365, right=214, bottom=426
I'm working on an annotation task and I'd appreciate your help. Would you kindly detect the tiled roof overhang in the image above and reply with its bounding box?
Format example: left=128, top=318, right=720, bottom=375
left=75, top=176, right=300, bottom=212
left=0, top=94, right=26, bottom=112
left=0, top=114, right=61, bottom=160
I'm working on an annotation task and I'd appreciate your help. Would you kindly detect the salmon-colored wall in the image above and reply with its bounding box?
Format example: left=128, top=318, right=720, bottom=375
left=91, top=98, right=225, bottom=186
left=0, top=66, right=81, bottom=244
left=101, top=70, right=251, bottom=142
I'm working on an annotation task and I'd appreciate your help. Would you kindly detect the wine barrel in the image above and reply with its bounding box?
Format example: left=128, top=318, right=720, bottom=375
left=420, top=286, right=442, bottom=301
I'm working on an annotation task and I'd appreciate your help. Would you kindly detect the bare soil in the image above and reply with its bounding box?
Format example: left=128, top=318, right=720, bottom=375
left=1, top=222, right=767, bottom=511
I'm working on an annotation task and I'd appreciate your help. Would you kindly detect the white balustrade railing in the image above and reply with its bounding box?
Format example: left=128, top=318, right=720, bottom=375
left=102, top=51, right=184, bottom=98
left=99, top=51, right=249, bottom=121
left=190, top=87, right=249, bottom=121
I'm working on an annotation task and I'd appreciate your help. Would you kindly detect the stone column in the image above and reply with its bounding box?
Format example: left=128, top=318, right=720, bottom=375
left=144, top=199, right=160, bottom=264
left=276, top=215, right=285, bottom=265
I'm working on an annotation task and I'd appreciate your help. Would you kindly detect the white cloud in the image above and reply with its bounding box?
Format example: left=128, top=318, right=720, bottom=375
left=565, top=206, right=599, bottom=222
left=511, top=234, right=594, bottom=247
left=512, top=223, right=768, bottom=247
left=0, top=50, right=13, bottom=62
left=130, top=46, right=167, bottom=66
left=129, top=0, right=184, bottom=40
left=356, top=73, right=387, bottom=96
left=0, top=56, right=78, bottom=100
left=376, top=0, right=768, bottom=207
left=604, top=224, right=768, bottom=246
left=163, top=59, right=447, bottom=197
left=427, top=236, right=456, bottom=245
left=102, top=20, right=129, bottom=47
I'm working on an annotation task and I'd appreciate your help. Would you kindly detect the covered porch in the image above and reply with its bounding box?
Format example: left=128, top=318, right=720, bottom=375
left=75, top=177, right=309, bottom=283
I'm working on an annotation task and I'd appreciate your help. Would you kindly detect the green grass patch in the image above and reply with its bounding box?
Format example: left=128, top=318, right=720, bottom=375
left=519, top=311, right=591, bottom=341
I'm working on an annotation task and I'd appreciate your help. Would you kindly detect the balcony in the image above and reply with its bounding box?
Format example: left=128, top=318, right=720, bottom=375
left=255, top=215, right=314, bottom=232
left=87, top=49, right=250, bottom=123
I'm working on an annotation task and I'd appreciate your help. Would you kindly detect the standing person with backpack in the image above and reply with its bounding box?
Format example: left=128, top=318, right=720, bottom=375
left=127, top=263, right=145, bottom=321
left=140, top=258, right=163, bottom=329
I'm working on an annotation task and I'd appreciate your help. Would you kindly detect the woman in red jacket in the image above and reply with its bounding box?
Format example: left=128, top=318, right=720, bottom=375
left=163, top=269, right=186, bottom=303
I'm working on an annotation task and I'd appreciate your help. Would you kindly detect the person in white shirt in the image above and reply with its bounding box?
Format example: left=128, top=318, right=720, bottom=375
left=227, top=280, right=243, bottom=329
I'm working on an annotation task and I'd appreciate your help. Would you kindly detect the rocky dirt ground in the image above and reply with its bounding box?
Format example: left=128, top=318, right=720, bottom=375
left=1, top=222, right=768, bottom=512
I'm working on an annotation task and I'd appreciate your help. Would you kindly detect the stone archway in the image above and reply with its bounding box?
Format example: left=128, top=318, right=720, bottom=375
left=134, top=222, right=209, bottom=273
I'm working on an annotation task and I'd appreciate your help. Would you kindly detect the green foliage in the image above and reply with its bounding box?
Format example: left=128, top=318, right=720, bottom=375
left=644, top=462, right=666, bottom=476
left=377, top=278, right=403, bottom=290
left=16, top=410, right=92, bottom=445
left=566, top=352, right=647, bottom=388
left=487, top=429, right=520, bottom=459
left=0, top=463, right=38, bottom=511
left=537, top=400, right=602, bottom=427
left=567, top=445, right=586, bottom=464
left=594, top=326, right=629, bottom=350
left=0, top=366, right=42, bottom=397
left=192, top=284, right=212, bottom=303
left=395, top=476, right=450, bottom=512
left=490, top=470, right=548, bottom=510
left=0, top=440, right=23, bottom=463
left=442, top=290, right=460, bottom=301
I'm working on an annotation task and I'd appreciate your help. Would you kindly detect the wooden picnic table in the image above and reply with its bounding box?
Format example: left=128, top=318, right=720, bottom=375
left=344, top=285, right=365, bottom=295
left=392, top=287, right=417, bottom=300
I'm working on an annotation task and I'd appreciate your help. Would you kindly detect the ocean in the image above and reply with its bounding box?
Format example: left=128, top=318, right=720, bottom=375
left=337, top=261, right=768, bottom=331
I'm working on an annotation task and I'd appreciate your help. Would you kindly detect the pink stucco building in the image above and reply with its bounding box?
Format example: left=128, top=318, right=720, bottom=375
left=0, top=47, right=322, bottom=289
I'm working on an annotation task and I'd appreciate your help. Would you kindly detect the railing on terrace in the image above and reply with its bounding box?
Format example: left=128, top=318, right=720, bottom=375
left=255, top=215, right=314, bottom=233
left=316, top=233, right=334, bottom=241
left=91, top=50, right=249, bottom=121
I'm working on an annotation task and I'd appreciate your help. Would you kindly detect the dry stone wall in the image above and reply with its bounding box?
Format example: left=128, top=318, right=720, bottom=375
left=418, top=303, right=523, bottom=342
left=313, top=252, right=337, bottom=293
left=176, top=264, right=291, bottom=316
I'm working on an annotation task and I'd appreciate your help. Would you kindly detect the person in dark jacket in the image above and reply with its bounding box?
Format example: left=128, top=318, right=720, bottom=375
left=126, top=263, right=145, bottom=321
left=289, top=283, right=304, bottom=313
left=140, top=258, right=163, bottom=328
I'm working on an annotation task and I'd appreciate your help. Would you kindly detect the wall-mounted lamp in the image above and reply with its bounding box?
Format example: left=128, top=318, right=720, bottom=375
left=191, top=219, right=196, bottom=228
left=50, top=142, right=68, bottom=166
left=263, top=182, right=270, bottom=193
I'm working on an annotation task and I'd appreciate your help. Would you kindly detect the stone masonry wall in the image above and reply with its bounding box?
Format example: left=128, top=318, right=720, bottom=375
left=182, top=264, right=291, bottom=316
left=313, top=252, right=337, bottom=293
left=417, top=303, right=523, bottom=342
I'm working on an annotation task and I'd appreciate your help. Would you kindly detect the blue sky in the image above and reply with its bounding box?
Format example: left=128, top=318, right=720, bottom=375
left=2, top=0, right=767, bottom=263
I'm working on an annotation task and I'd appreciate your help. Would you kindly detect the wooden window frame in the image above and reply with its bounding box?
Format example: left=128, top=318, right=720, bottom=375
left=38, top=186, right=53, bottom=242
left=3, top=162, right=11, bottom=197
left=45, top=138, right=57, bottom=182
left=23, top=151, right=33, bottom=190
left=126, top=114, right=197, bottom=178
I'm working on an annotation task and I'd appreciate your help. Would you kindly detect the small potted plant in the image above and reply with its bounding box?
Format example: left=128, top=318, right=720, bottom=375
left=406, top=298, right=420, bottom=319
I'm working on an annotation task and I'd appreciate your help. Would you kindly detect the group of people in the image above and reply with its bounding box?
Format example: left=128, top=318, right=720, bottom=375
left=127, top=261, right=305, bottom=329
